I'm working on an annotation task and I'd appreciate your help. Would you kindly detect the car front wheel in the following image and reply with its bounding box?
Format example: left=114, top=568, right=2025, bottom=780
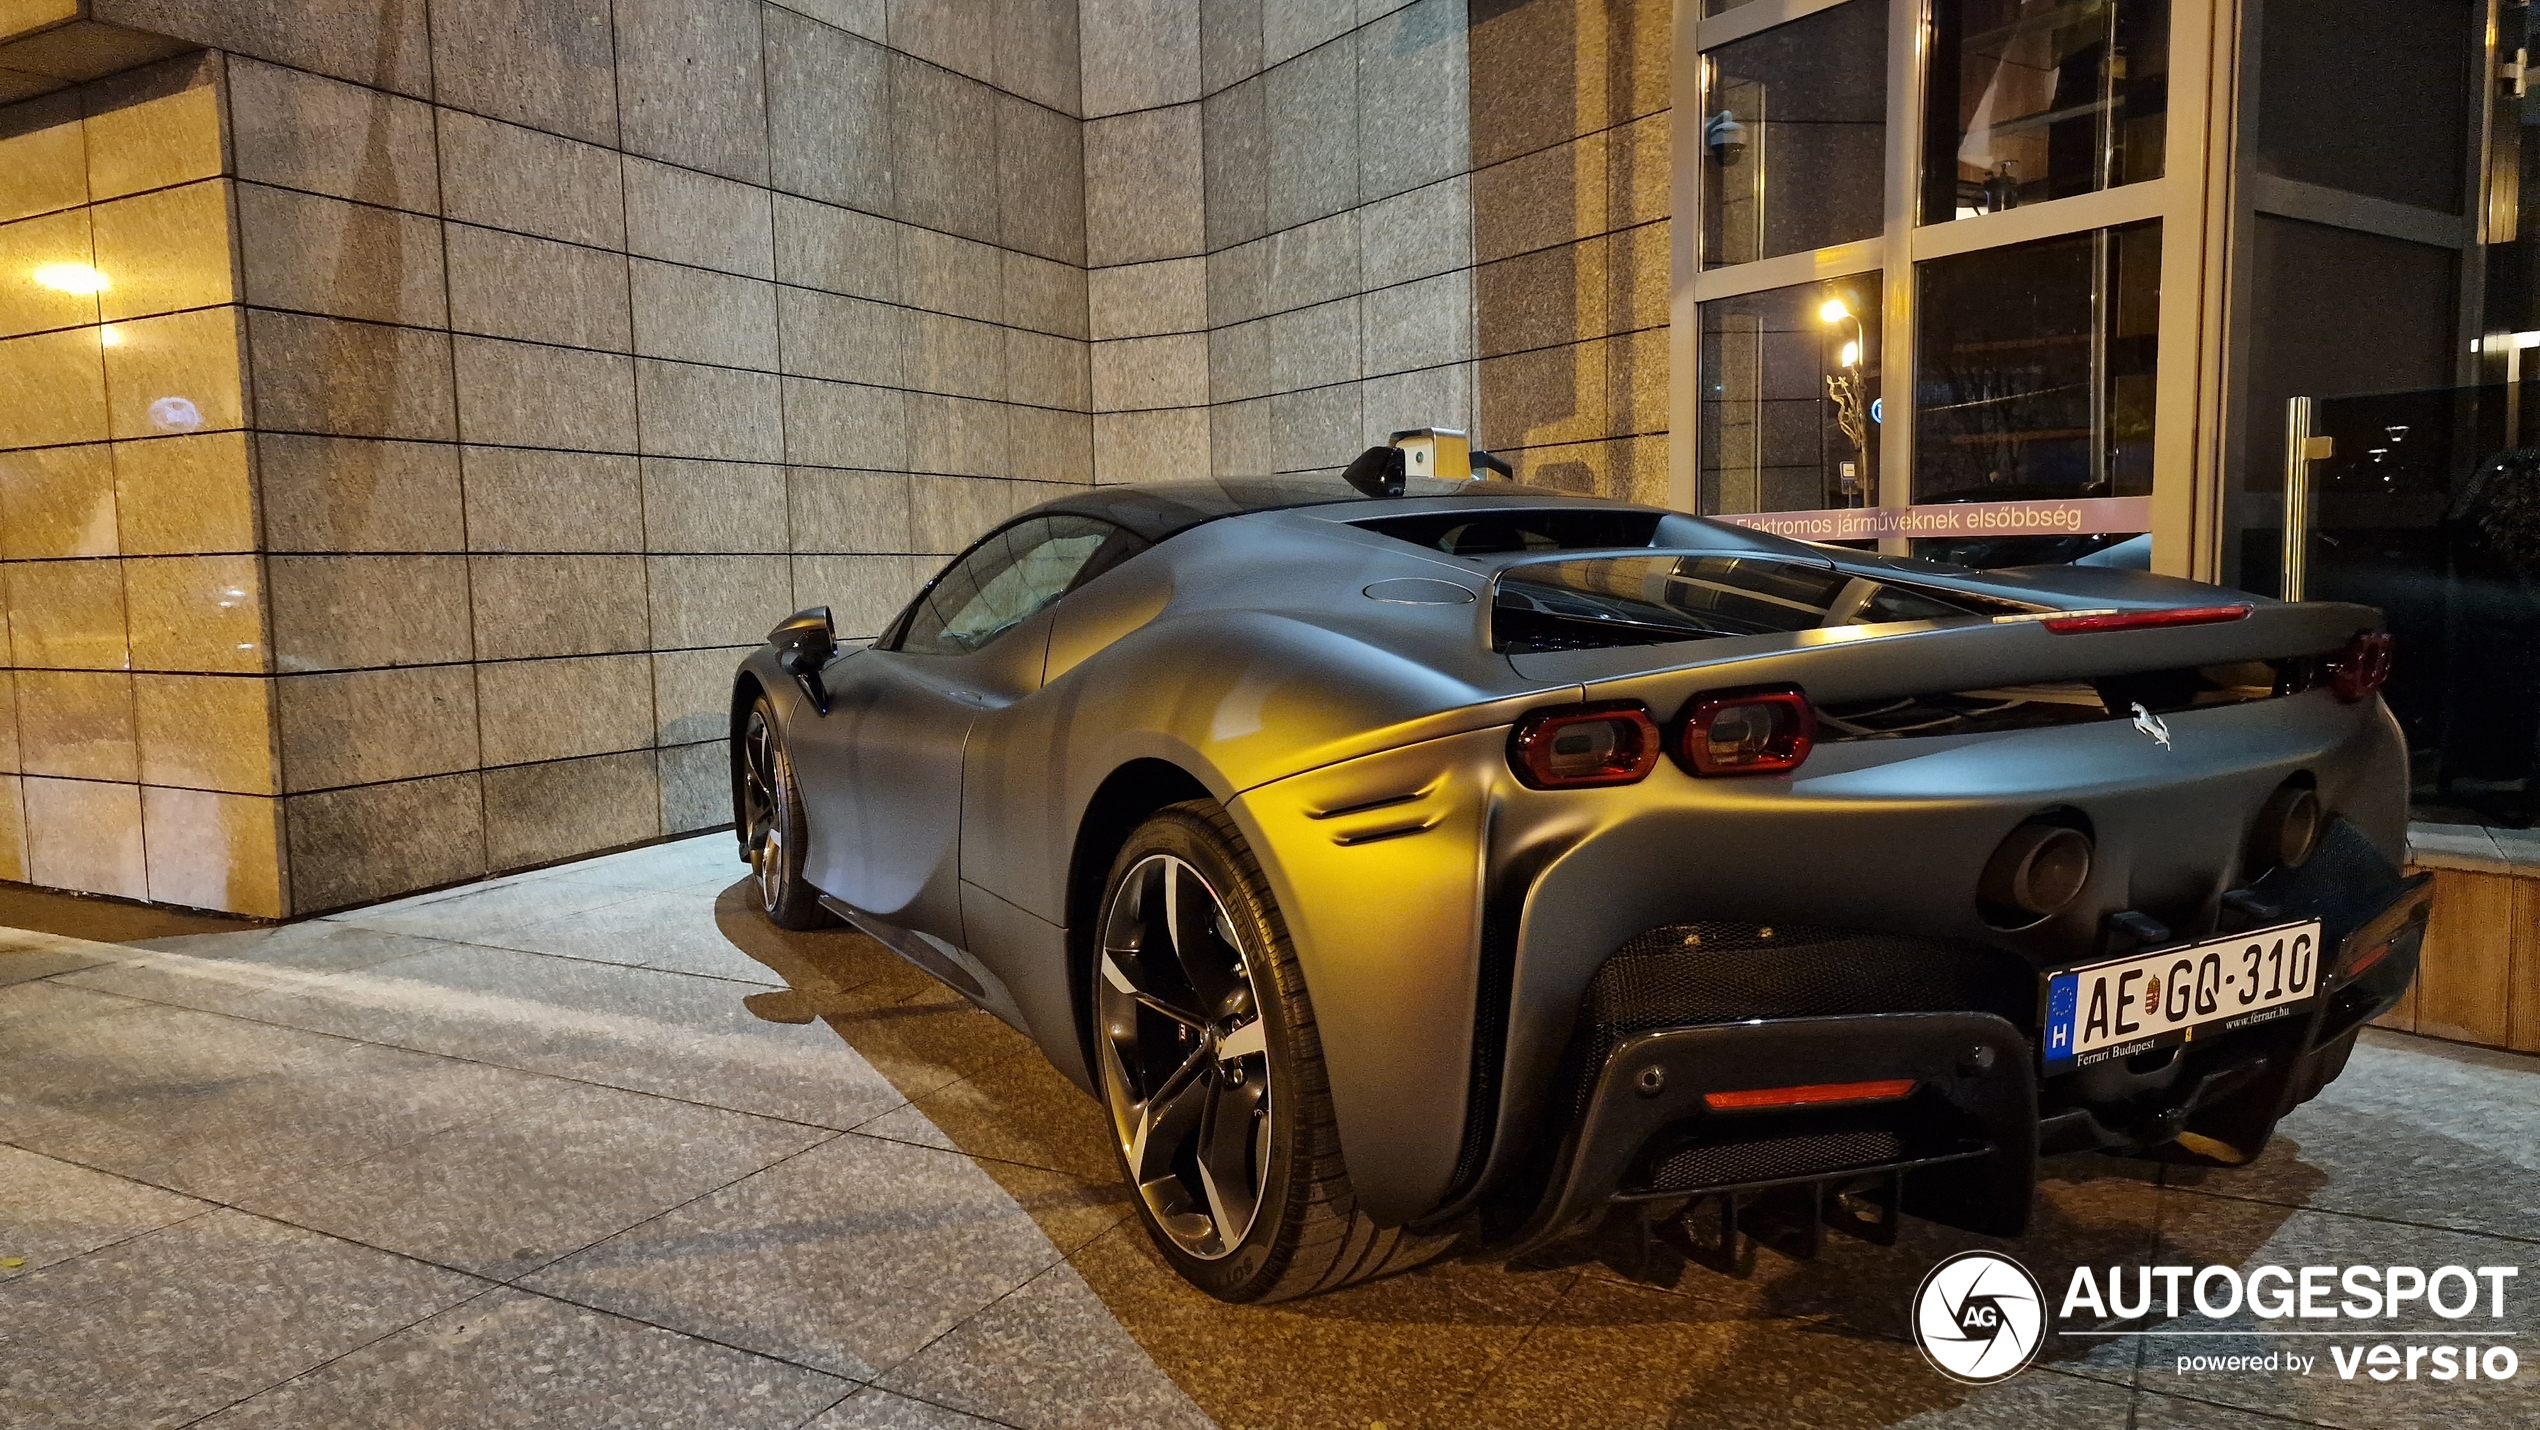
left=739, top=696, right=827, bottom=930
left=1091, top=801, right=1449, bottom=1302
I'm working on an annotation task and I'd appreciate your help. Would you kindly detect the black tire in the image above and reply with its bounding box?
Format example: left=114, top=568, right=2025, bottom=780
left=738, top=696, right=828, bottom=930
left=1090, top=801, right=1452, bottom=1302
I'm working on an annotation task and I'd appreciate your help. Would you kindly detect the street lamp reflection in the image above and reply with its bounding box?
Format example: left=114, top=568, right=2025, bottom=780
left=33, top=263, right=108, bottom=294
left=1819, top=294, right=1870, bottom=505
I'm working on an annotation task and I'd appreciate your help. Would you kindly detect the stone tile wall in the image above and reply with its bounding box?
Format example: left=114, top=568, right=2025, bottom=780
left=0, top=0, right=1670, bottom=916
left=1084, top=0, right=1484, bottom=481
left=0, top=54, right=280, bottom=913
left=1081, top=0, right=1670, bottom=495
left=1, top=2, right=1089, bottom=914
left=1467, top=0, right=1671, bottom=500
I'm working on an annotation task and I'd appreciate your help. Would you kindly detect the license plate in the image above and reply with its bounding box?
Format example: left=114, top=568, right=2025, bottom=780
left=2041, top=920, right=2324, bottom=1072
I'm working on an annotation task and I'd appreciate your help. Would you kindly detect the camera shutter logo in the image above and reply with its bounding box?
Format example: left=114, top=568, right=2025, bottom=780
left=1912, top=1251, right=2047, bottom=1383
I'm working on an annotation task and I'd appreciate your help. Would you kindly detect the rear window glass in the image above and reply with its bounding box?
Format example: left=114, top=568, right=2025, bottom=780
left=1353, top=508, right=1665, bottom=556
left=1493, top=554, right=1990, bottom=653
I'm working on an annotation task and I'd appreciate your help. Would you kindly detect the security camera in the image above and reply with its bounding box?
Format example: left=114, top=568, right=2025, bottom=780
left=1706, top=111, right=1747, bottom=167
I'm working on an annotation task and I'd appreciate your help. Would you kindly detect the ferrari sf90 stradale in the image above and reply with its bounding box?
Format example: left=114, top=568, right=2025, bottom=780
left=730, top=453, right=2428, bottom=1302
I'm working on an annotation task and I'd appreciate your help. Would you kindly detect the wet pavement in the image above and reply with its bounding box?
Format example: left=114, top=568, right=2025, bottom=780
left=3, top=831, right=2534, bottom=1429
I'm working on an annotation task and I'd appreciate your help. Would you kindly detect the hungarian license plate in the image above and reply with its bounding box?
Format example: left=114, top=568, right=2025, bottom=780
left=2041, top=920, right=2324, bottom=1072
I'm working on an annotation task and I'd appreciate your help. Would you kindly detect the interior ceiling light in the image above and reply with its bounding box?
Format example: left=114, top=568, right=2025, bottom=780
left=32, top=263, right=109, bottom=294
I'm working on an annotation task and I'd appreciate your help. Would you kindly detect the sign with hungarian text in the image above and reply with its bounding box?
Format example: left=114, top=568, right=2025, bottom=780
left=1709, top=496, right=2153, bottom=543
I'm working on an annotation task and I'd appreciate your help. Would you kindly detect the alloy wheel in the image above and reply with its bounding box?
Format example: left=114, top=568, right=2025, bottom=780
left=741, top=708, right=786, bottom=913
left=1096, top=853, right=1274, bottom=1260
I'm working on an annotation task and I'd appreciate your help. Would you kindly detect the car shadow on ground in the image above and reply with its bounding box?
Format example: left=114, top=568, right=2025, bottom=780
left=698, top=881, right=2358, bottom=1429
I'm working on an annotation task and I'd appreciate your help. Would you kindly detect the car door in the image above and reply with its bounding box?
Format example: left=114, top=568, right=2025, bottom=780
left=794, top=514, right=1131, bottom=946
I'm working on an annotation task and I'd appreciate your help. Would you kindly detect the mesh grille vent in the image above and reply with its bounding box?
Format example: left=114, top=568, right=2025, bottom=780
left=1647, top=1130, right=1908, bottom=1192
left=1563, top=923, right=2034, bottom=1119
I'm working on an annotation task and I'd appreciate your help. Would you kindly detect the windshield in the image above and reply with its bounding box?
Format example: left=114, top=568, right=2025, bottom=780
left=1492, top=554, right=1993, bottom=653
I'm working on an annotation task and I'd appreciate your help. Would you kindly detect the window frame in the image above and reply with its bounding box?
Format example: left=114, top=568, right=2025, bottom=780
left=883, top=514, right=1145, bottom=656
left=1673, top=0, right=2221, bottom=578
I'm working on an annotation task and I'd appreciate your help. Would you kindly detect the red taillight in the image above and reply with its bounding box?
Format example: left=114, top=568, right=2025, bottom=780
left=2327, top=631, right=2392, bottom=702
left=2042, top=604, right=2252, bottom=634
left=1509, top=702, right=1661, bottom=788
left=1677, top=687, right=1814, bottom=776
left=1702, top=1078, right=1918, bottom=1112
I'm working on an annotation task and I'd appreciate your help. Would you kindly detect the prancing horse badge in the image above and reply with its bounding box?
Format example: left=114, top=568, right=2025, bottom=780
left=2130, top=702, right=2172, bottom=750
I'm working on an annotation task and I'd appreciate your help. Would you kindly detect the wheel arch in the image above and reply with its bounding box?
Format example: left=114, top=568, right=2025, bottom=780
left=1062, top=757, right=1217, bottom=1081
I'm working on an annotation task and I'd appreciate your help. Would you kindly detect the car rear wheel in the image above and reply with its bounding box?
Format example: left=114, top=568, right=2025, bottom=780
left=1092, top=801, right=1451, bottom=1302
left=740, top=697, right=827, bottom=930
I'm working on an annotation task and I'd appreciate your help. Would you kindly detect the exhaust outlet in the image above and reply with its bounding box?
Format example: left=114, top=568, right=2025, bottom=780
left=2248, top=783, right=2322, bottom=873
left=1979, top=823, right=2093, bottom=921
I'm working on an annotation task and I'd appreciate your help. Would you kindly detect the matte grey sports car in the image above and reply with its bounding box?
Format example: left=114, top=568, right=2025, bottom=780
left=728, top=454, right=2430, bottom=1302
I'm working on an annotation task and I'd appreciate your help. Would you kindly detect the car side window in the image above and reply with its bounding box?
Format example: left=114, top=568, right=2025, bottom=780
left=898, top=515, right=1132, bottom=655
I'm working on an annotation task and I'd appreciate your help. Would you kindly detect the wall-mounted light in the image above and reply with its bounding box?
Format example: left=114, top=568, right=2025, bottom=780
left=32, top=263, right=108, bottom=295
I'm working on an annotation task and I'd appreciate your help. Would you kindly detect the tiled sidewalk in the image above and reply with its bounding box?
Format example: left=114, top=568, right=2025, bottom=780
left=3, top=833, right=2535, bottom=1429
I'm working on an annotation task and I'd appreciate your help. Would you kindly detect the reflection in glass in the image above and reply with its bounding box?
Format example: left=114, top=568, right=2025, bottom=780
left=1923, top=0, right=2168, bottom=223
left=2290, top=385, right=2532, bottom=820
left=1495, top=553, right=1984, bottom=654
left=1912, top=222, right=2159, bottom=560
left=1699, top=275, right=1882, bottom=515
left=1701, top=0, right=1889, bottom=269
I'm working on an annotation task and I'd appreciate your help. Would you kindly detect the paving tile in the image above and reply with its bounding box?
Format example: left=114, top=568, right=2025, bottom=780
left=190, top=942, right=908, bottom=1129
left=1886, top=1369, right=2140, bottom=1427
left=325, top=871, right=649, bottom=941
left=540, top=833, right=746, bottom=893
left=193, top=1287, right=850, bottom=1429
left=0, top=929, right=121, bottom=985
left=239, top=1079, right=835, bottom=1279
left=806, top=973, right=1043, bottom=1102
left=0, top=976, right=151, bottom=1039
left=869, top=1046, right=1119, bottom=1183
left=807, top=1388, right=1008, bottom=1429
left=2128, top=1390, right=2317, bottom=1428
left=2168, top=1032, right=2540, bottom=1243
left=1469, top=1272, right=2111, bottom=1430
left=961, top=1160, right=1136, bottom=1260
left=0, top=1144, right=211, bottom=1280
left=523, top=1134, right=1064, bottom=1380
left=478, top=889, right=792, bottom=985
left=2133, top=1198, right=2534, bottom=1428
left=1065, top=1223, right=1561, bottom=1430
left=1564, top=1155, right=2159, bottom=1385
left=0, top=1209, right=481, bottom=1430
left=0, top=995, right=539, bottom=1204
left=54, top=922, right=459, bottom=1021
left=877, top=1259, right=1213, bottom=1430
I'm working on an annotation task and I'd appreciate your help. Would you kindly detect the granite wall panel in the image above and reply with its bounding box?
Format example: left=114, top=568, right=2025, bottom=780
left=0, top=0, right=1664, bottom=914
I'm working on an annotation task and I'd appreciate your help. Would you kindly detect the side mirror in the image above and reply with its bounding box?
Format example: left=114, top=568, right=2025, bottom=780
left=768, top=607, right=835, bottom=713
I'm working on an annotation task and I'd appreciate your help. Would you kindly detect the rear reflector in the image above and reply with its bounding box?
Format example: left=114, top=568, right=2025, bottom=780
left=1508, top=702, right=1661, bottom=788
left=1701, top=1078, right=1917, bottom=1111
left=1678, top=686, right=1814, bottom=776
left=2041, top=604, right=2252, bottom=634
left=2336, top=873, right=2432, bottom=979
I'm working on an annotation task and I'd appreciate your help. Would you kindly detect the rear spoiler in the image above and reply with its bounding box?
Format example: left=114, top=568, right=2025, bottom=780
left=1515, top=600, right=2382, bottom=710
